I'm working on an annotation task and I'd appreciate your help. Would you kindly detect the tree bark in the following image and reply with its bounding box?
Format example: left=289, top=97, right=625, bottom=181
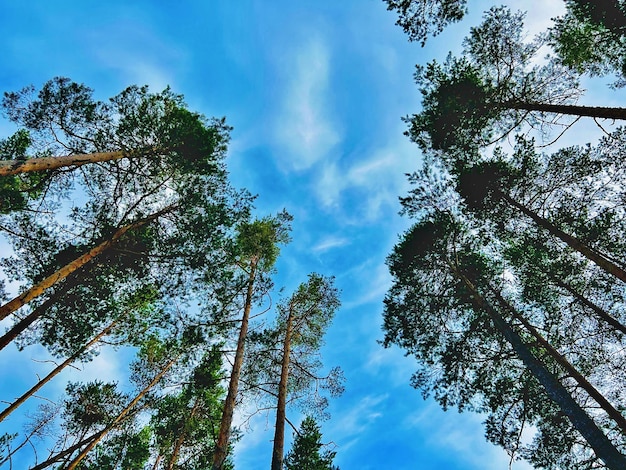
left=497, top=191, right=626, bottom=283
left=0, top=205, right=174, bottom=321
left=0, top=150, right=127, bottom=176
left=552, top=278, right=626, bottom=336
left=0, top=294, right=58, bottom=352
left=271, top=301, right=295, bottom=470
left=0, top=319, right=117, bottom=423
left=453, top=268, right=626, bottom=470
left=166, top=397, right=201, bottom=470
left=487, top=285, right=626, bottom=435
left=64, top=354, right=181, bottom=470
left=508, top=101, right=626, bottom=121
left=212, top=262, right=257, bottom=470
left=29, top=434, right=100, bottom=470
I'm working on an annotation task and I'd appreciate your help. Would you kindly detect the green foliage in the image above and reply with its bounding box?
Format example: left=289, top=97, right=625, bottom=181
left=0, top=129, right=48, bottom=213
left=387, top=1, right=626, bottom=468
left=76, top=427, right=151, bottom=470
left=411, top=57, right=496, bottom=152
left=550, top=0, right=626, bottom=84
left=383, top=0, right=467, bottom=45
left=63, top=381, right=126, bottom=434
left=284, top=417, right=339, bottom=470
left=151, top=347, right=227, bottom=469
left=282, top=273, right=341, bottom=349
left=0, top=433, right=17, bottom=463
left=245, top=274, right=343, bottom=419
left=409, top=6, right=582, bottom=154
left=235, top=210, right=292, bottom=271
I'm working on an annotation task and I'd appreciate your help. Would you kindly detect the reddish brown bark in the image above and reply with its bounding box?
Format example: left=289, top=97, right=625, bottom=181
left=0, top=295, right=57, bottom=351
left=0, top=319, right=118, bottom=423
left=212, top=262, right=257, bottom=470
left=271, top=301, right=295, bottom=470
left=65, top=354, right=181, bottom=470
left=0, top=205, right=174, bottom=321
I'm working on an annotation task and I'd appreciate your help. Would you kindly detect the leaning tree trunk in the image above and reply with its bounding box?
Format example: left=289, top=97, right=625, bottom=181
left=486, top=285, right=626, bottom=435
left=166, top=398, right=201, bottom=470
left=507, top=101, right=626, bottom=121
left=64, top=354, right=181, bottom=470
left=271, top=301, right=295, bottom=470
left=0, top=150, right=128, bottom=176
left=212, top=261, right=257, bottom=470
left=452, top=267, right=626, bottom=470
left=29, top=434, right=100, bottom=470
left=551, top=278, right=626, bottom=336
left=0, top=205, right=174, bottom=321
left=497, top=190, right=626, bottom=283
left=0, top=319, right=118, bottom=423
left=0, top=293, right=59, bottom=352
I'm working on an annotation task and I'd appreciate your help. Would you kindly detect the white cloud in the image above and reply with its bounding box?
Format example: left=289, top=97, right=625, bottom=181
left=405, top=401, right=535, bottom=470
left=87, top=23, right=182, bottom=92
left=312, top=235, right=350, bottom=253
left=313, top=133, right=416, bottom=222
left=274, top=37, right=340, bottom=170
left=331, top=393, right=388, bottom=442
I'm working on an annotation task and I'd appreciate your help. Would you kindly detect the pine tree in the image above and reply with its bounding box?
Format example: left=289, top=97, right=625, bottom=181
left=284, top=417, right=339, bottom=470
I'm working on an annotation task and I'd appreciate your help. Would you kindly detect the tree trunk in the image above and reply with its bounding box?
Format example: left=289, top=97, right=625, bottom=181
left=64, top=354, right=181, bottom=470
left=29, top=434, right=100, bottom=470
left=0, top=150, right=127, bottom=176
left=166, top=397, right=201, bottom=470
left=497, top=191, right=626, bottom=283
left=0, top=294, right=58, bottom=352
left=212, top=262, right=257, bottom=470
left=552, top=278, right=626, bottom=336
left=0, top=319, right=117, bottom=423
left=271, top=301, right=295, bottom=470
left=487, top=285, right=626, bottom=435
left=508, top=101, right=626, bottom=121
left=454, top=268, right=626, bottom=470
left=0, top=205, right=174, bottom=321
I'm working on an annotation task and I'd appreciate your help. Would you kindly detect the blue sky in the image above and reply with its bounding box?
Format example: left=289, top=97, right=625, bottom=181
left=0, top=1, right=591, bottom=469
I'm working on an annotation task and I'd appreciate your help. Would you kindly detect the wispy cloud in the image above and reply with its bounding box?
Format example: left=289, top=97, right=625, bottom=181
left=274, top=37, right=340, bottom=171
left=312, top=235, right=350, bottom=253
left=331, top=393, right=388, bottom=440
left=404, top=401, right=535, bottom=470
left=314, top=135, right=417, bottom=222
left=88, top=22, right=182, bottom=92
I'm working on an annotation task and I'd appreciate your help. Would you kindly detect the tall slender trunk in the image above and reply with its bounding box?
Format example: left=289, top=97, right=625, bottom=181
left=486, top=285, right=626, bottom=435
left=212, top=262, right=257, bottom=470
left=452, top=267, right=626, bottom=470
left=166, top=398, right=201, bottom=470
left=507, top=101, right=626, bottom=121
left=0, top=205, right=174, bottom=321
left=29, top=434, right=100, bottom=470
left=497, top=191, right=626, bottom=283
left=271, top=302, right=295, bottom=470
left=552, top=278, right=626, bottom=336
left=0, top=294, right=59, bottom=352
left=64, top=354, right=181, bottom=470
left=0, top=150, right=127, bottom=176
left=0, top=319, right=118, bottom=423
